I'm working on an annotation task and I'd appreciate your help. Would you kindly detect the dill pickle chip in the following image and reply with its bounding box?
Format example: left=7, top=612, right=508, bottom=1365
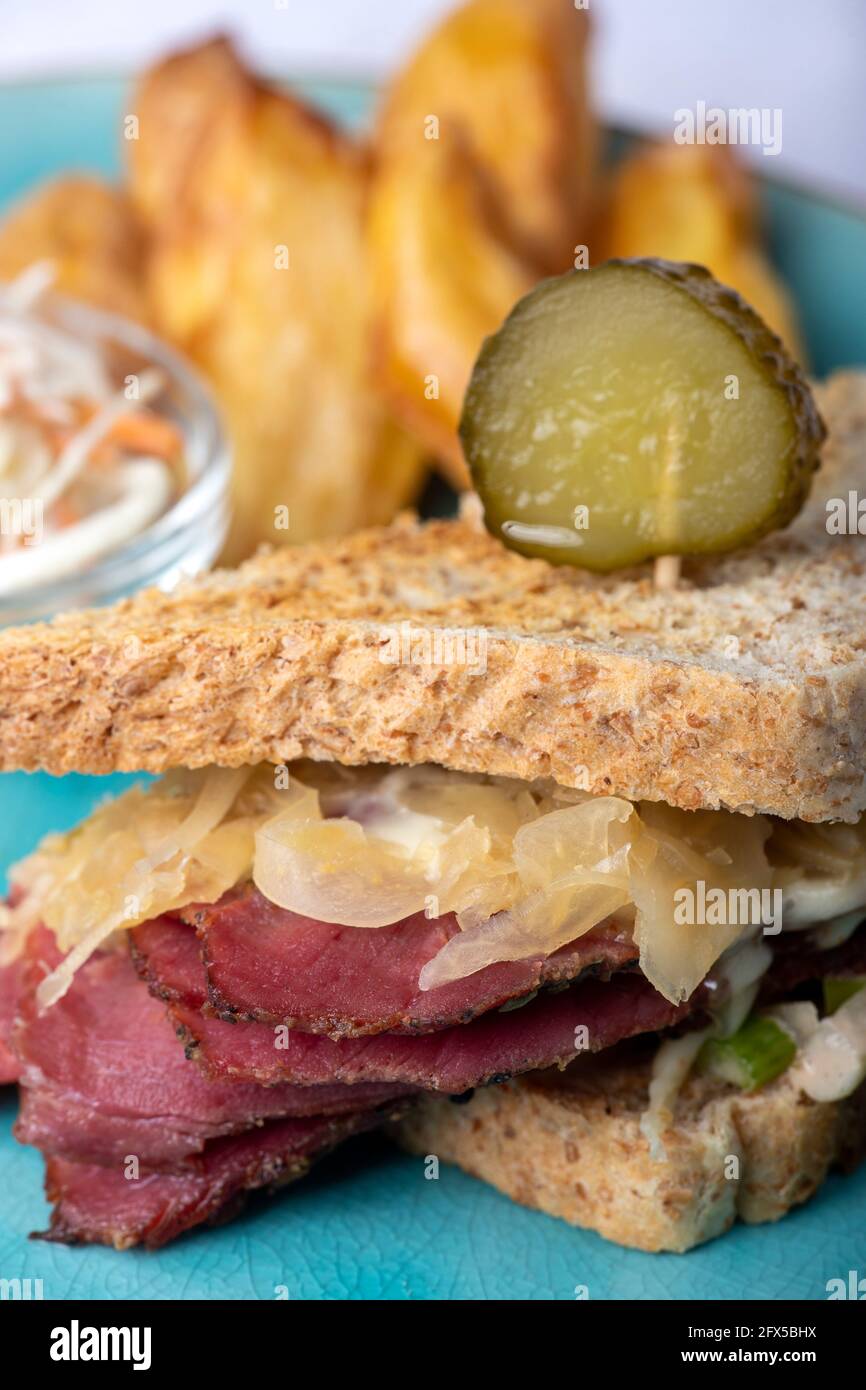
left=460, top=258, right=826, bottom=570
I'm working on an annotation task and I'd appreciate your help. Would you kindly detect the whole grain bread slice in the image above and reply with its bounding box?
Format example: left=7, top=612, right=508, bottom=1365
left=0, top=371, right=864, bottom=821
left=393, top=1042, right=866, bottom=1254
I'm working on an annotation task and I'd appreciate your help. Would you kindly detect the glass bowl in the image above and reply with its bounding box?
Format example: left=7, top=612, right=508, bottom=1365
left=0, top=293, right=230, bottom=626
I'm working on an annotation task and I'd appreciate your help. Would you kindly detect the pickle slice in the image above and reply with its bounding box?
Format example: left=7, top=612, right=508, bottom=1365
left=460, top=258, right=825, bottom=570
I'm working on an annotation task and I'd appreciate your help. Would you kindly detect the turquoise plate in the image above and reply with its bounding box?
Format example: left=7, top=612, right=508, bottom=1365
left=0, top=78, right=864, bottom=1302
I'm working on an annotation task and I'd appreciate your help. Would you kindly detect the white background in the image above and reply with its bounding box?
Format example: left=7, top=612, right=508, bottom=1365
left=1, top=0, right=864, bottom=202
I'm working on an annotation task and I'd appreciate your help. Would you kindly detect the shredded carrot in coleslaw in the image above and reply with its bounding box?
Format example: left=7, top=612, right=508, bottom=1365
left=0, top=262, right=185, bottom=592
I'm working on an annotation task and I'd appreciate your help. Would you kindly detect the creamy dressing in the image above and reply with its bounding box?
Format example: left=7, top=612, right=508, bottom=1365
left=709, top=935, right=773, bottom=1036
left=766, top=1000, right=821, bottom=1050
left=0, top=460, right=172, bottom=592
left=640, top=937, right=773, bottom=1157
left=0, top=264, right=180, bottom=597
left=789, top=988, right=866, bottom=1102
left=639, top=1028, right=713, bottom=1161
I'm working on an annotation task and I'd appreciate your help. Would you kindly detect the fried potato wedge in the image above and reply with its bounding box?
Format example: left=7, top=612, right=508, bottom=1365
left=128, top=38, right=424, bottom=562
left=126, top=36, right=250, bottom=232
left=601, top=141, right=804, bottom=359
left=370, top=0, right=595, bottom=485
left=377, top=0, right=596, bottom=273
left=712, top=245, right=805, bottom=364
left=368, top=131, right=539, bottom=487
left=0, top=176, right=150, bottom=323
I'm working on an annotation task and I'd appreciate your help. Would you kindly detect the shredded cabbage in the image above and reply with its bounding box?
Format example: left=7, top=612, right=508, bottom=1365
left=630, top=804, right=773, bottom=1004
left=2, top=766, right=285, bottom=1011
left=6, top=759, right=866, bottom=1014
left=418, top=798, right=635, bottom=990
left=771, top=816, right=866, bottom=929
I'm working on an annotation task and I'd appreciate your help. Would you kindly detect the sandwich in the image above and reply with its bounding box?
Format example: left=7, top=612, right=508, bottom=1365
left=0, top=367, right=865, bottom=1252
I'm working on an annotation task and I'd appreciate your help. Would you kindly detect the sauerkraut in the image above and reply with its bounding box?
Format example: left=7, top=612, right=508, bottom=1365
left=5, top=759, right=866, bottom=1014
left=770, top=816, right=866, bottom=928
left=1, top=765, right=285, bottom=1010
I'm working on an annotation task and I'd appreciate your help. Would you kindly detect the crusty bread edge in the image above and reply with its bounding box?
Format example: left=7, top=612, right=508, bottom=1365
left=393, top=1063, right=866, bottom=1253
left=1, top=369, right=865, bottom=821
left=0, top=614, right=861, bottom=821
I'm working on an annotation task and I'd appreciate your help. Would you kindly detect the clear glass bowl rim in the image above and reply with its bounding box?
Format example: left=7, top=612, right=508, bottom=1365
left=0, top=292, right=230, bottom=618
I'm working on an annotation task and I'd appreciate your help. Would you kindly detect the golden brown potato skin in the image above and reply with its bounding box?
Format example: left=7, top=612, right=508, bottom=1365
left=0, top=176, right=150, bottom=323
left=0, top=16, right=594, bottom=534
left=601, top=141, right=805, bottom=360
left=368, top=0, right=596, bottom=488
left=368, top=131, right=538, bottom=486
left=128, top=38, right=424, bottom=563
left=376, top=0, right=595, bottom=274
left=125, top=36, right=250, bottom=232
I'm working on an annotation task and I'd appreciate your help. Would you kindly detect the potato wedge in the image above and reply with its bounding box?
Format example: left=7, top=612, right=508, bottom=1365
left=601, top=141, right=804, bottom=359
left=370, top=0, right=595, bottom=486
left=368, top=130, right=539, bottom=487
left=0, top=176, right=150, bottom=323
left=376, top=0, right=596, bottom=273
left=126, top=36, right=250, bottom=232
left=602, top=141, right=756, bottom=267
left=712, top=245, right=805, bottom=364
left=128, top=38, right=425, bottom=562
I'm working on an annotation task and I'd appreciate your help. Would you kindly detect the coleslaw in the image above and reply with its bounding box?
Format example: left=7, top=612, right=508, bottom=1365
left=0, top=262, right=185, bottom=594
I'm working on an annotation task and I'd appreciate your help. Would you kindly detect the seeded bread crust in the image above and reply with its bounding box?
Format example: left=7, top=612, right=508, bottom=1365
left=393, top=1047, right=866, bottom=1254
left=0, top=371, right=864, bottom=821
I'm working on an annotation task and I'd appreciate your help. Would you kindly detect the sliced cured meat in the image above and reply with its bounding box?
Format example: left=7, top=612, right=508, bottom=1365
left=15, top=1073, right=413, bottom=1171
left=172, top=968, right=693, bottom=1092
left=38, top=1108, right=390, bottom=1250
left=131, top=915, right=690, bottom=1091
left=132, top=916, right=694, bottom=1091
left=0, top=945, right=23, bottom=1083
left=14, top=935, right=413, bottom=1169
left=131, top=914, right=208, bottom=1009
left=134, top=917, right=866, bottom=1096
left=178, top=887, right=638, bottom=1038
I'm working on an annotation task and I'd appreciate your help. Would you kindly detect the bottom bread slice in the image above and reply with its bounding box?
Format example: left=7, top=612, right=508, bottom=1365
left=392, top=1042, right=866, bottom=1253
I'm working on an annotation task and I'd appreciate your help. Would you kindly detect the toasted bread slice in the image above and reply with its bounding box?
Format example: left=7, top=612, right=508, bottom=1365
left=393, top=1042, right=866, bottom=1253
left=0, top=372, right=864, bottom=821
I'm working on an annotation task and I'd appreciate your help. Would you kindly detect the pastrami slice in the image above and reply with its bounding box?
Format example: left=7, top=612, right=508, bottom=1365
left=0, top=946, right=24, bottom=1083
left=14, top=934, right=414, bottom=1169
left=133, top=914, right=695, bottom=1091
left=172, top=965, right=693, bottom=1091
left=38, top=1108, right=389, bottom=1251
left=178, top=886, right=638, bottom=1037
